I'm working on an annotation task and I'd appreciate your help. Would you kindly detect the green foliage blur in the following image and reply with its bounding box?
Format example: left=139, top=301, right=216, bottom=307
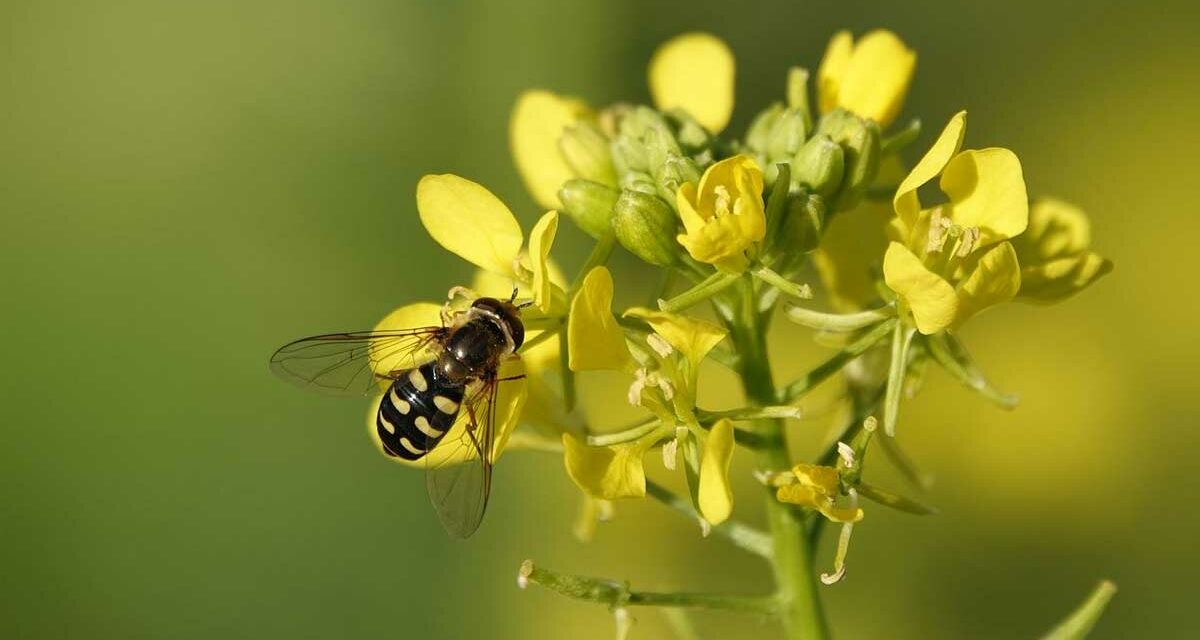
left=2, top=1, right=1197, bottom=638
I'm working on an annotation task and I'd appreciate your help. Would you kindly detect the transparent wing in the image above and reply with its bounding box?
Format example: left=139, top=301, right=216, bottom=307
left=425, top=378, right=499, bottom=539
left=270, top=328, right=446, bottom=396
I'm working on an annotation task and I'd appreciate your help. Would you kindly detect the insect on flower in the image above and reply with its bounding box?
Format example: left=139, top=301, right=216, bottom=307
left=270, top=293, right=530, bottom=538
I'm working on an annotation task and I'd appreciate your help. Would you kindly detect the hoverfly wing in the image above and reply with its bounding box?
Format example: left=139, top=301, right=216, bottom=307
left=424, top=377, right=500, bottom=539
left=270, top=327, right=446, bottom=397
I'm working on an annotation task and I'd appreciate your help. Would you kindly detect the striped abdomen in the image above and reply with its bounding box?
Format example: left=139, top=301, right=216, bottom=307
left=376, top=362, right=464, bottom=460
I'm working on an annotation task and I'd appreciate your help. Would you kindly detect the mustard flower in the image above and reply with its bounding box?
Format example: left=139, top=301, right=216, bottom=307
left=773, top=463, right=863, bottom=524
left=817, top=29, right=916, bottom=128
left=882, top=111, right=1027, bottom=334
left=1011, top=198, right=1113, bottom=303
left=676, top=155, right=767, bottom=272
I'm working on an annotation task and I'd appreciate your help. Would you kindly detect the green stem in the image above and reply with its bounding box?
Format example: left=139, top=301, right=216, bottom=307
left=785, top=303, right=895, bottom=332
left=518, top=560, right=778, bottom=615
left=645, top=480, right=774, bottom=560
left=780, top=319, right=896, bottom=402
left=728, top=283, right=829, bottom=640
left=751, top=265, right=812, bottom=301
left=568, top=231, right=617, bottom=297
left=659, top=271, right=742, bottom=313
left=585, top=419, right=664, bottom=446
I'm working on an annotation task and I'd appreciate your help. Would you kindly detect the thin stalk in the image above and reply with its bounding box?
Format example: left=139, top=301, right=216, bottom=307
left=586, top=419, right=664, bottom=447
left=785, top=303, right=895, bottom=332
left=645, top=480, right=774, bottom=560
left=518, top=560, right=778, bottom=615
left=568, top=232, right=617, bottom=297
left=780, top=319, right=896, bottom=402
left=659, top=271, right=742, bottom=313
left=728, top=281, right=829, bottom=640
left=751, top=265, right=812, bottom=301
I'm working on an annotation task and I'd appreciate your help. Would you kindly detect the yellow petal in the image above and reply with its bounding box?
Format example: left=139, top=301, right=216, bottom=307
left=368, top=358, right=528, bottom=468
left=776, top=484, right=819, bottom=508
left=567, top=267, right=633, bottom=371
left=698, top=419, right=735, bottom=525
left=834, top=29, right=916, bottom=128
left=416, top=174, right=523, bottom=276
left=562, top=433, right=647, bottom=499
left=648, top=32, right=735, bottom=133
left=954, top=241, right=1021, bottom=326
left=816, top=30, right=853, bottom=114
left=1014, top=197, right=1093, bottom=263
left=1018, top=252, right=1113, bottom=304
left=817, top=504, right=865, bottom=524
left=940, top=148, right=1028, bottom=243
left=792, top=463, right=841, bottom=495
left=369, top=302, right=443, bottom=379
left=509, top=90, right=592, bottom=209
left=529, top=211, right=560, bottom=313
left=883, top=242, right=958, bottom=334
left=622, top=307, right=727, bottom=366
left=893, top=111, right=966, bottom=228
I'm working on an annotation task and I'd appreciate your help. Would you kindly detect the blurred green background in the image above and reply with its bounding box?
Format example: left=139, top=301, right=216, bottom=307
left=3, top=0, right=1197, bottom=638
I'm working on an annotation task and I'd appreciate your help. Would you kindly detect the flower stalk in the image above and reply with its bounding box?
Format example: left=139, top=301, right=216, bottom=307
left=518, top=560, right=778, bottom=615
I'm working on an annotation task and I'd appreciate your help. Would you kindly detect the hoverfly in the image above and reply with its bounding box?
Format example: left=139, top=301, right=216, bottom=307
left=270, top=294, right=528, bottom=538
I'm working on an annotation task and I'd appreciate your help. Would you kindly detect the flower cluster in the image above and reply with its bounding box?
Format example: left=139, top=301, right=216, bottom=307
left=376, top=27, right=1113, bottom=640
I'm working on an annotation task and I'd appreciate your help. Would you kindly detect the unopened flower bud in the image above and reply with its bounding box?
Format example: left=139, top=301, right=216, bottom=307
left=816, top=109, right=881, bottom=211
left=654, top=153, right=701, bottom=203
left=778, top=191, right=827, bottom=254
left=766, top=108, right=809, bottom=162
left=559, top=121, right=617, bottom=186
left=559, top=179, right=619, bottom=239
left=785, top=67, right=813, bottom=130
left=612, top=189, right=680, bottom=267
left=791, top=134, right=845, bottom=199
left=745, top=103, right=784, bottom=155
left=816, top=108, right=883, bottom=210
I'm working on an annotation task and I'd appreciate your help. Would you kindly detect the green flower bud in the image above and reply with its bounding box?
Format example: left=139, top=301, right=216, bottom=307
left=559, top=121, right=617, bottom=186
left=785, top=67, right=813, bottom=132
left=654, top=152, right=701, bottom=204
left=558, top=179, right=619, bottom=239
left=664, top=109, right=712, bottom=152
left=791, top=135, right=844, bottom=199
left=745, top=103, right=784, bottom=155
left=612, top=189, right=680, bottom=267
left=816, top=109, right=881, bottom=212
left=778, top=191, right=826, bottom=254
left=766, top=108, right=809, bottom=163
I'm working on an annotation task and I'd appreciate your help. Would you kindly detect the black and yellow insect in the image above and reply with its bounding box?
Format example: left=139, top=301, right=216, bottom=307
left=270, top=296, right=527, bottom=538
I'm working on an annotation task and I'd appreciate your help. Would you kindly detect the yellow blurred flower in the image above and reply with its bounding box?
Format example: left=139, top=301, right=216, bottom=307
left=882, top=111, right=1027, bottom=334
left=816, top=29, right=916, bottom=128
left=648, top=32, right=736, bottom=133
left=509, top=90, right=596, bottom=210
left=774, top=463, right=863, bottom=524
left=1011, top=198, right=1113, bottom=303
left=676, top=155, right=766, bottom=272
